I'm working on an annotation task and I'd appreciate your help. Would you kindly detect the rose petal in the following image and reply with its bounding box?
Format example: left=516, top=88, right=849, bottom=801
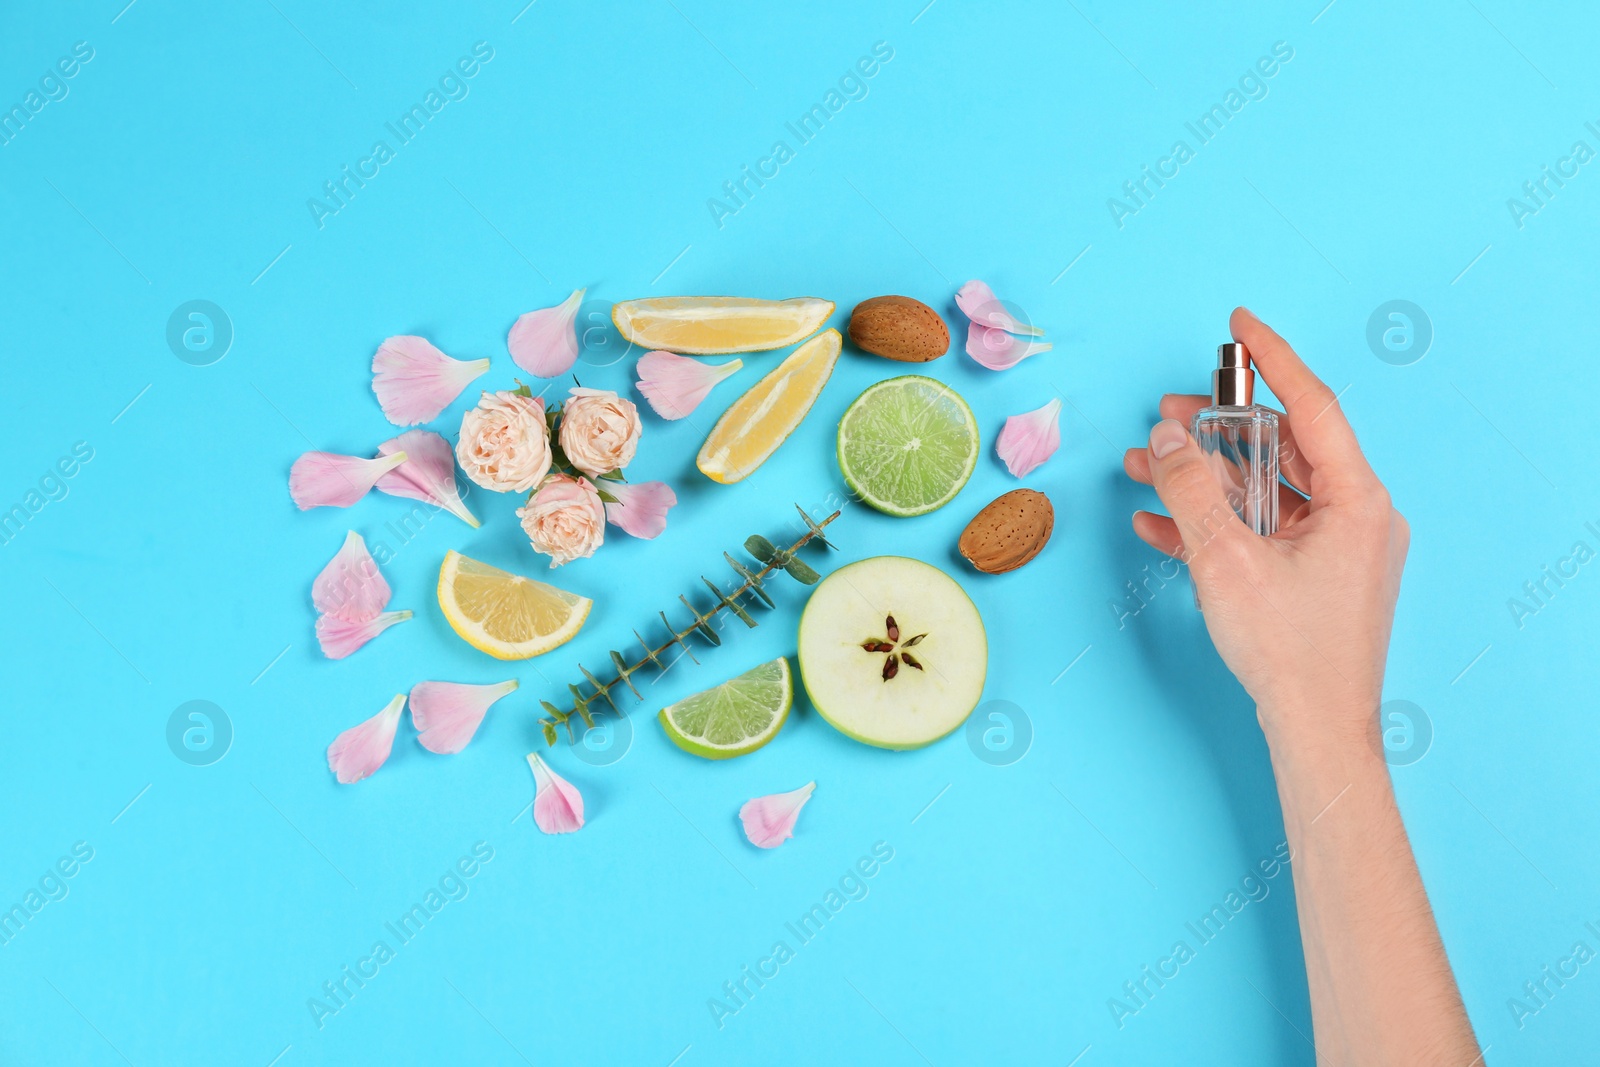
left=315, top=610, right=412, bottom=659
left=526, top=752, right=585, bottom=834
left=996, top=398, right=1062, bottom=477
left=371, top=335, right=490, bottom=426
left=602, top=480, right=676, bottom=540
left=312, top=530, right=391, bottom=622
left=508, top=288, right=585, bottom=378
left=965, top=322, right=1053, bottom=371
left=376, top=429, right=479, bottom=528
left=289, top=451, right=407, bottom=510
left=327, top=694, right=406, bottom=784
left=634, top=350, right=743, bottom=420
left=955, top=280, right=1044, bottom=337
left=410, top=679, right=518, bottom=755
left=739, top=781, right=816, bottom=849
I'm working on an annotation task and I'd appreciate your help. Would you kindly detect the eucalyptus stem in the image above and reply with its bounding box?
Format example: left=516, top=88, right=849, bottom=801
left=536, top=504, right=840, bottom=745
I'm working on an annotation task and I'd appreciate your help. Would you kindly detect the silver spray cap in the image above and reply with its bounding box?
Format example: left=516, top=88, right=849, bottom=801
left=1212, top=342, right=1254, bottom=406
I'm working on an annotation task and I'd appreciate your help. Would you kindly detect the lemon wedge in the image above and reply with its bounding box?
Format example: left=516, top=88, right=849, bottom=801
left=437, top=550, right=591, bottom=660
left=612, top=296, right=834, bottom=354
left=696, top=329, right=841, bottom=484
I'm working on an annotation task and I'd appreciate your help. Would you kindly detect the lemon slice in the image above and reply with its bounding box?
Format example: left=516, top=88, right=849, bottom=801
left=437, top=550, right=591, bottom=660
left=696, top=328, right=841, bottom=484
left=612, top=296, right=834, bottom=354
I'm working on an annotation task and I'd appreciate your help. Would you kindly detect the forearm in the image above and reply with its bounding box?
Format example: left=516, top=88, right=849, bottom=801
left=1263, top=709, right=1480, bottom=1067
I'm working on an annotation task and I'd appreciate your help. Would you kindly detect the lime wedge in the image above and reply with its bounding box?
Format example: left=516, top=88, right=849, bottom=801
left=658, top=657, right=793, bottom=759
left=836, top=375, right=979, bottom=517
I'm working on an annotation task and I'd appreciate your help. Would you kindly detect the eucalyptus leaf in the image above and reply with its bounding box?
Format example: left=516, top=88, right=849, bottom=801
left=783, top=557, right=821, bottom=584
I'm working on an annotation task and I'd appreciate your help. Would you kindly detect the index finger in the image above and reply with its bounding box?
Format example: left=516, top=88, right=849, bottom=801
left=1230, top=307, right=1375, bottom=487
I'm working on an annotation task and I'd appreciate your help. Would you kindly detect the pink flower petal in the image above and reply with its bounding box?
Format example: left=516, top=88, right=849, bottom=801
left=375, top=429, right=479, bottom=528
left=739, top=781, right=816, bottom=849
left=955, top=280, right=1044, bottom=337
left=996, top=398, right=1062, bottom=477
left=289, top=451, right=407, bottom=510
left=371, top=335, right=490, bottom=426
left=634, top=350, right=743, bottom=420
left=965, top=322, right=1054, bottom=371
left=411, top=679, right=518, bottom=755
left=508, top=288, right=585, bottom=378
left=602, top=480, right=677, bottom=540
left=312, top=531, right=391, bottom=622
left=316, top=610, right=412, bottom=659
left=526, top=752, right=585, bottom=834
left=327, top=695, right=406, bottom=784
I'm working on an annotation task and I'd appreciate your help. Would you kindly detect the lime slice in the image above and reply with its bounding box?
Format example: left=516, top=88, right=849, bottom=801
left=836, top=375, right=979, bottom=517
left=658, top=657, right=793, bottom=759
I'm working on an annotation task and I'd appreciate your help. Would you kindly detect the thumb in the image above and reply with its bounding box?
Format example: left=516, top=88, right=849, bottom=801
left=1146, top=419, right=1249, bottom=572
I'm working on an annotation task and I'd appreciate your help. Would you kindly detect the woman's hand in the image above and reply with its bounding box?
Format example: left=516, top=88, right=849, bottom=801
left=1122, top=307, right=1410, bottom=750
left=1125, top=309, right=1481, bottom=1065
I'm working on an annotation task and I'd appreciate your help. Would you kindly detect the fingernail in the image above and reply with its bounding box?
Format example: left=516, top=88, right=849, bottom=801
left=1149, top=419, right=1187, bottom=459
left=1238, top=306, right=1259, bottom=321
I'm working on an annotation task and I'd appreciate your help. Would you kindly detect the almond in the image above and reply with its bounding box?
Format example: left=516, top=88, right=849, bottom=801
left=847, top=296, right=949, bottom=362
left=958, top=489, right=1054, bottom=574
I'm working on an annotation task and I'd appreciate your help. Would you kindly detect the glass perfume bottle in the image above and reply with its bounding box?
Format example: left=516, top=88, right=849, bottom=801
left=1191, top=342, right=1279, bottom=536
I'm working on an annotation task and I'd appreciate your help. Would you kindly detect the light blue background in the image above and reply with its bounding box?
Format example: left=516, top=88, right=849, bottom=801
left=1, top=1, right=1595, bottom=1063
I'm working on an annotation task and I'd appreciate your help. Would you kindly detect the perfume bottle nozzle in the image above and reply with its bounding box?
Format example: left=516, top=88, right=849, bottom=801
left=1218, top=342, right=1250, bottom=370
left=1213, top=342, right=1254, bottom=406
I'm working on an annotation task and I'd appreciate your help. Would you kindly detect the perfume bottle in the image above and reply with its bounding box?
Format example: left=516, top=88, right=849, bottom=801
left=1191, top=342, right=1279, bottom=536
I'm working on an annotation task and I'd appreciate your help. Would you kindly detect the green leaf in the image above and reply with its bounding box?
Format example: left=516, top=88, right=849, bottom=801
left=597, top=469, right=625, bottom=482
left=514, top=383, right=533, bottom=398
left=595, top=488, right=619, bottom=504
left=783, top=557, right=821, bottom=584
left=724, top=553, right=774, bottom=607
left=548, top=440, right=571, bottom=471
left=541, top=722, right=558, bottom=746
left=744, top=535, right=777, bottom=563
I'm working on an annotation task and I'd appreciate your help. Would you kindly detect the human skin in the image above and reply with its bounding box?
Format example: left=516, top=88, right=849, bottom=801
left=1122, top=307, right=1481, bottom=1065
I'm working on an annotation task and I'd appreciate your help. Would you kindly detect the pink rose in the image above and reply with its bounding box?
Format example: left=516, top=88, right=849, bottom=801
left=517, top=474, right=605, bottom=567
left=559, top=387, right=642, bottom=476
left=457, top=391, right=551, bottom=493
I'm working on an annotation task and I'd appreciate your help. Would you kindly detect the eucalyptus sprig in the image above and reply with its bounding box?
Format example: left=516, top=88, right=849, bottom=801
left=535, top=505, right=841, bottom=744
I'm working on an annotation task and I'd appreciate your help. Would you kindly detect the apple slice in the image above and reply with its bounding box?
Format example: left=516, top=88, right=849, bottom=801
left=797, top=556, right=987, bottom=749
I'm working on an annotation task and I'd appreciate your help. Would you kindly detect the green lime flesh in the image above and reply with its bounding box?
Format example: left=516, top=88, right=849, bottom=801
left=836, top=375, right=979, bottom=518
left=658, top=657, right=793, bottom=759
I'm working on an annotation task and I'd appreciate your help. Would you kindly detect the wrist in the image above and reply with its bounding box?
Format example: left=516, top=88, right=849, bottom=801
left=1257, top=696, right=1387, bottom=791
